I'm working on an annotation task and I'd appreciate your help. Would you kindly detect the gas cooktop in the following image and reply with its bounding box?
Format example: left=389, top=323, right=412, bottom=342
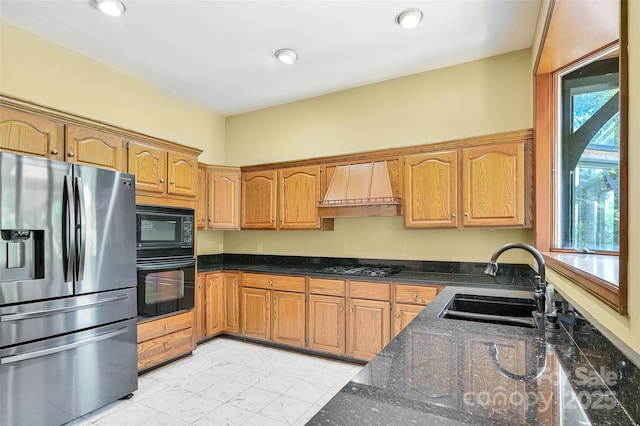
left=317, top=265, right=400, bottom=277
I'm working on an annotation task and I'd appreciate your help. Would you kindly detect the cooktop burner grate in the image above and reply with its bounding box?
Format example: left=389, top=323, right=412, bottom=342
left=317, top=265, right=400, bottom=277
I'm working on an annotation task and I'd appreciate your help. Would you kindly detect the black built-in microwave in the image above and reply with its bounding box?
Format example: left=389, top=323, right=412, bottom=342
left=135, top=204, right=194, bottom=259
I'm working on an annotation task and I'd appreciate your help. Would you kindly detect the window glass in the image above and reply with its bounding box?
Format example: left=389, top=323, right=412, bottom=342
left=557, top=54, right=620, bottom=252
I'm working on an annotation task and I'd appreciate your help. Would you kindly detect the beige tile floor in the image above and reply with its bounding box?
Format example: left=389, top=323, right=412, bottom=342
left=67, top=338, right=362, bottom=426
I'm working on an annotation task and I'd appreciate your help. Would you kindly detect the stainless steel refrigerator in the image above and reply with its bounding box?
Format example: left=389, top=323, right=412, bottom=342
left=0, top=152, right=138, bottom=426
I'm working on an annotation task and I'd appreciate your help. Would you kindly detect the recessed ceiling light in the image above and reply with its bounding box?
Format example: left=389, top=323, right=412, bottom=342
left=97, top=0, right=126, bottom=17
left=396, top=8, right=423, bottom=29
left=275, top=49, right=298, bottom=65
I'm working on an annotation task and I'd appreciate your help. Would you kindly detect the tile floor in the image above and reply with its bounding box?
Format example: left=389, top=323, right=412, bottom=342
left=68, top=338, right=362, bottom=426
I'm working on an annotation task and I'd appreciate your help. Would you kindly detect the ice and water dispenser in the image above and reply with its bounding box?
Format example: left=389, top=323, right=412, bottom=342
left=0, top=229, right=44, bottom=282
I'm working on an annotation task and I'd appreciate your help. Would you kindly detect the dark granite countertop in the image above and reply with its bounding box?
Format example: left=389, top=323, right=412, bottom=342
left=197, top=254, right=537, bottom=290
left=308, top=286, right=640, bottom=425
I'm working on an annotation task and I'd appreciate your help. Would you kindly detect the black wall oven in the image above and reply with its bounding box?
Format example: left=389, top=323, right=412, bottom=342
left=136, top=205, right=195, bottom=320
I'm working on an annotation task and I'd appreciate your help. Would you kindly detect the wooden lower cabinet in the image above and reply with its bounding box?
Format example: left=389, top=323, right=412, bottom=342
left=241, top=287, right=271, bottom=340
left=308, top=294, right=346, bottom=355
left=222, top=273, right=240, bottom=333
left=204, top=273, right=224, bottom=337
left=272, top=291, right=306, bottom=347
left=393, top=303, right=425, bottom=337
left=137, top=310, right=195, bottom=372
left=392, top=284, right=442, bottom=337
left=347, top=298, right=391, bottom=361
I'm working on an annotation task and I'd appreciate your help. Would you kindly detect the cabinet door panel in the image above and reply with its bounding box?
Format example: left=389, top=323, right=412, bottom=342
left=128, top=142, right=166, bottom=193
left=241, top=171, right=277, bottom=229
left=66, top=125, right=126, bottom=171
left=393, top=303, right=424, bottom=337
left=348, top=299, right=390, bottom=361
left=222, top=274, right=240, bottom=333
left=208, top=169, right=241, bottom=229
left=0, top=107, right=64, bottom=160
left=168, top=152, right=197, bottom=197
left=279, top=165, right=321, bottom=229
left=205, top=273, right=223, bottom=336
left=195, top=274, right=206, bottom=342
left=462, top=142, right=525, bottom=226
left=272, top=291, right=306, bottom=347
left=308, top=295, right=345, bottom=355
left=241, top=287, right=271, bottom=340
left=404, top=151, right=458, bottom=228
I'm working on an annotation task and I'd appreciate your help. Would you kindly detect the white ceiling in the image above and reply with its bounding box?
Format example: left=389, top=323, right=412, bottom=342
left=0, top=0, right=540, bottom=116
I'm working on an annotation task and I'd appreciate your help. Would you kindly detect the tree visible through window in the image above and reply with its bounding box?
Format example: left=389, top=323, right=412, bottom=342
left=558, top=55, right=620, bottom=252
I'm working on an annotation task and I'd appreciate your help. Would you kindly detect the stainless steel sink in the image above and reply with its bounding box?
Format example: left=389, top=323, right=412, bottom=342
left=439, top=293, right=538, bottom=328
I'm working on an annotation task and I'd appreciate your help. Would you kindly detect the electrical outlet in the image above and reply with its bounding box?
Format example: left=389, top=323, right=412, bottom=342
left=257, top=243, right=264, bottom=253
left=218, top=243, right=224, bottom=253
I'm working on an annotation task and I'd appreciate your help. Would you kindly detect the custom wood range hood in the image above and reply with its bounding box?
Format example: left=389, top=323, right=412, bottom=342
left=318, top=161, right=402, bottom=218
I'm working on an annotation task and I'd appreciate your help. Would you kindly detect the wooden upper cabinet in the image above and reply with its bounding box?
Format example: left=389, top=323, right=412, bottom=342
left=65, top=125, right=126, bottom=171
left=462, top=141, right=525, bottom=227
left=0, top=106, right=64, bottom=160
left=128, top=141, right=167, bottom=193
left=404, top=151, right=458, bottom=228
left=208, top=168, right=241, bottom=230
left=167, top=152, right=197, bottom=197
left=128, top=141, right=197, bottom=198
left=279, top=165, right=321, bottom=229
left=241, top=170, right=278, bottom=229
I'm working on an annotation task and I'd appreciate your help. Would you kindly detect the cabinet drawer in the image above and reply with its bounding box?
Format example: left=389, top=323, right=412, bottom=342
left=242, top=273, right=305, bottom=292
left=349, top=281, right=391, bottom=301
left=137, top=328, right=194, bottom=371
left=395, top=284, right=441, bottom=305
left=137, top=311, right=193, bottom=343
left=309, top=278, right=345, bottom=296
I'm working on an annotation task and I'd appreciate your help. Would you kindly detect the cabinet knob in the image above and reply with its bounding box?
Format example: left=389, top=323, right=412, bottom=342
left=268, top=280, right=273, bottom=285
left=464, top=212, right=469, bottom=217
left=271, top=218, right=275, bottom=222
left=451, top=213, right=457, bottom=218
left=163, top=342, right=169, bottom=349
left=279, top=218, right=283, bottom=222
left=51, top=149, right=59, bottom=155
left=264, top=297, right=269, bottom=302
left=160, top=178, right=165, bottom=183
left=170, top=180, right=175, bottom=185
left=163, top=324, right=169, bottom=330
left=412, top=293, right=418, bottom=299
left=349, top=308, right=353, bottom=313
left=198, top=285, right=202, bottom=288
left=394, top=314, right=401, bottom=318
left=207, top=283, right=211, bottom=287
left=234, top=279, right=238, bottom=285
left=67, top=151, right=75, bottom=158
left=339, top=306, right=344, bottom=312
left=273, top=299, right=277, bottom=304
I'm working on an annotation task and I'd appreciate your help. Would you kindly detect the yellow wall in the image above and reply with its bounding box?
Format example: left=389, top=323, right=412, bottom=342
left=0, top=21, right=226, bottom=254
left=226, top=49, right=533, bottom=166
left=224, top=49, right=534, bottom=263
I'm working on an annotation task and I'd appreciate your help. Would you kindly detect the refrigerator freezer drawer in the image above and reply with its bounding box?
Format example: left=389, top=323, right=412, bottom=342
left=0, top=287, right=136, bottom=347
left=0, top=318, right=138, bottom=426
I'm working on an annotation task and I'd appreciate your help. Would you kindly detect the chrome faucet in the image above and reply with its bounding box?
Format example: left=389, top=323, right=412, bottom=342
left=485, top=243, right=547, bottom=316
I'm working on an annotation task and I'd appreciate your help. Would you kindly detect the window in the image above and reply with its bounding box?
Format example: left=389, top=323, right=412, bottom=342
left=534, top=0, right=627, bottom=313
left=557, top=52, right=620, bottom=253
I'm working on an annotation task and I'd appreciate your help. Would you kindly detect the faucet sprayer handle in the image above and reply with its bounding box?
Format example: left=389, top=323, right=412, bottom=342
left=484, top=261, right=499, bottom=276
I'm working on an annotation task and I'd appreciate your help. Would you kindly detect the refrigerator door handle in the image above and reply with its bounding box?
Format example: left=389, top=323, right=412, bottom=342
left=0, top=293, right=130, bottom=322
left=0, top=326, right=128, bottom=365
left=63, top=175, right=75, bottom=283
left=75, top=176, right=87, bottom=282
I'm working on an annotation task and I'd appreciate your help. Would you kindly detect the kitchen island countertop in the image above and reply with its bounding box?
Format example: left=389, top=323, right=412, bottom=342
left=307, top=286, right=640, bottom=425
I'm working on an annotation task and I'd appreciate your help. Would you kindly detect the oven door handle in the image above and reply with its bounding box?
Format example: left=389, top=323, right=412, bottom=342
left=136, top=259, right=196, bottom=270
